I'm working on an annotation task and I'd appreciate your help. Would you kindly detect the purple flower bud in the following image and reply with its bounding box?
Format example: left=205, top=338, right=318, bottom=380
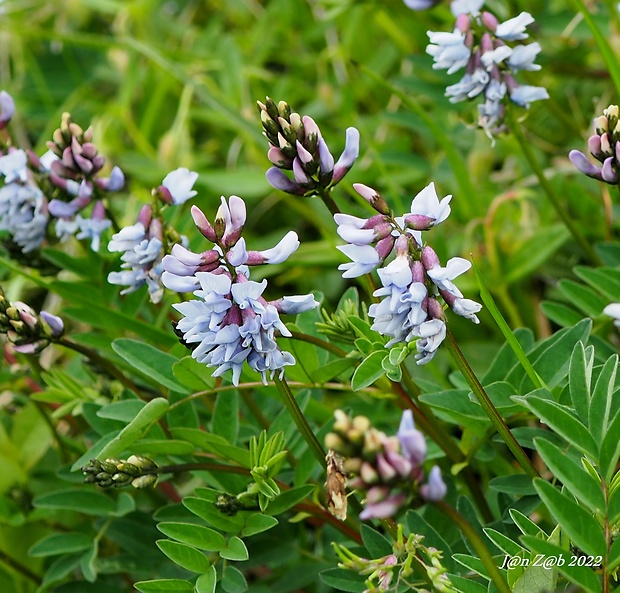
left=40, top=311, right=65, bottom=337
left=0, top=91, right=15, bottom=129
left=376, top=454, right=398, bottom=482
left=332, top=128, right=360, bottom=185
left=295, top=140, right=314, bottom=165
left=266, top=167, right=306, bottom=195
left=292, top=157, right=311, bottom=184
left=268, top=146, right=290, bottom=167
left=420, top=466, right=447, bottom=501
left=397, top=410, right=427, bottom=465
left=191, top=205, right=217, bottom=241
left=96, top=166, right=125, bottom=192
left=384, top=450, right=413, bottom=479
left=588, top=136, right=604, bottom=159
left=569, top=150, right=602, bottom=179
left=359, top=488, right=406, bottom=520
left=318, top=138, right=335, bottom=175
left=601, top=157, right=619, bottom=184
left=48, top=199, right=79, bottom=218
left=481, top=11, right=498, bottom=30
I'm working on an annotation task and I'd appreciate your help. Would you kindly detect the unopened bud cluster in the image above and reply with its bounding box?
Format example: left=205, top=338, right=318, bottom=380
left=0, top=286, right=64, bottom=354
left=82, top=455, right=158, bottom=489
left=570, top=105, right=620, bottom=184
left=325, top=409, right=446, bottom=520
left=258, top=97, right=359, bottom=196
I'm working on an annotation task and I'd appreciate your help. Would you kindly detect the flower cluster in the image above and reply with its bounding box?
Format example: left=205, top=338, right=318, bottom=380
left=0, top=286, right=64, bottom=354
left=0, top=149, right=48, bottom=253
left=426, top=0, right=548, bottom=135
left=335, top=182, right=480, bottom=364
left=258, top=97, right=360, bottom=196
left=107, top=168, right=198, bottom=303
left=325, top=409, right=446, bottom=520
left=82, top=456, right=158, bottom=489
left=43, top=112, right=124, bottom=249
left=162, top=195, right=318, bottom=385
left=0, top=92, right=125, bottom=255
left=569, top=105, right=620, bottom=185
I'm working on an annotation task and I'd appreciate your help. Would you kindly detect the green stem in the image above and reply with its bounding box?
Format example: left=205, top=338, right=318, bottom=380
left=434, top=500, right=511, bottom=593
left=274, top=376, right=326, bottom=466
left=446, top=331, right=540, bottom=480
left=0, top=547, right=40, bottom=584
left=56, top=337, right=146, bottom=398
left=287, top=331, right=348, bottom=357
left=507, top=108, right=602, bottom=266
left=317, top=186, right=341, bottom=217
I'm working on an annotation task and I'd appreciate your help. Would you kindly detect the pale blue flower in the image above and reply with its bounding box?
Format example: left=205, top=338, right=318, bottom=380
left=336, top=244, right=382, bottom=278
left=420, top=466, right=447, bottom=501
left=413, top=319, right=447, bottom=365
left=451, top=0, right=484, bottom=16
left=0, top=182, right=48, bottom=252
left=507, top=42, right=542, bottom=71
left=495, top=12, right=534, bottom=41
left=0, top=149, right=28, bottom=184
left=161, top=167, right=199, bottom=205
left=426, top=30, right=472, bottom=75
left=509, top=85, right=549, bottom=108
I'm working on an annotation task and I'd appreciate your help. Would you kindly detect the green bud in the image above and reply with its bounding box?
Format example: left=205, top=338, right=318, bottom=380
left=264, top=97, right=279, bottom=120
left=131, top=474, right=158, bottom=489
left=277, top=100, right=291, bottom=120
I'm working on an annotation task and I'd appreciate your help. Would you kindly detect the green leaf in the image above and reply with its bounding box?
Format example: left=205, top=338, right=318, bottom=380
left=80, top=541, right=98, bottom=582
left=483, top=529, right=527, bottom=556
left=452, top=554, right=489, bottom=579
left=420, top=389, right=487, bottom=427
left=556, top=279, right=609, bottom=318
left=172, top=356, right=215, bottom=392
left=512, top=559, right=556, bottom=593
left=534, top=438, right=605, bottom=513
left=265, top=484, right=315, bottom=515
left=517, top=394, right=597, bottom=459
left=195, top=566, right=217, bottom=593
left=540, top=301, right=584, bottom=328
left=155, top=540, right=211, bottom=573
left=241, top=514, right=278, bottom=537
left=568, top=342, right=593, bottom=424
left=112, top=338, right=189, bottom=393
left=133, top=579, right=194, bottom=593
left=170, top=428, right=249, bottom=467
left=33, top=489, right=115, bottom=516
left=310, top=358, right=356, bottom=383
left=360, top=525, right=392, bottom=557
left=156, top=522, right=226, bottom=552
left=29, top=533, right=92, bottom=557
left=351, top=351, right=388, bottom=390
left=471, top=381, right=521, bottom=414
left=589, top=354, right=618, bottom=445
left=509, top=509, right=546, bottom=538
left=96, top=400, right=145, bottom=422
left=182, top=497, right=244, bottom=533
left=131, top=439, right=195, bottom=456
left=98, top=397, right=170, bottom=459
left=574, top=266, right=620, bottom=302
left=319, top=568, right=367, bottom=593
left=504, top=224, right=569, bottom=285
left=447, top=574, right=486, bottom=593
left=520, top=535, right=601, bottom=593
left=212, top=391, right=239, bottom=444
left=534, top=479, right=606, bottom=557
left=221, top=565, right=247, bottom=593
left=219, top=536, right=248, bottom=561
left=598, top=406, right=620, bottom=482
left=608, top=537, right=620, bottom=571
left=489, top=474, right=537, bottom=496
left=39, top=554, right=82, bottom=591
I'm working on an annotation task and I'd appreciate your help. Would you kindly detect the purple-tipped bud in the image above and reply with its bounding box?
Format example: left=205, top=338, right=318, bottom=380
left=384, top=450, right=413, bottom=479
left=266, top=167, right=306, bottom=195
left=375, top=235, right=396, bottom=260
left=481, top=11, right=498, bottom=31
left=0, top=91, right=15, bottom=129
left=318, top=138, right=335, bottom=175
left=360, top=461, right=380, bottom=484
left=421, top=245, right=441, bottom=271
left=397, top=410, right=427, bottom=465
left=403, top=214, right=436, bottom=231
left=455, top=13, right=471, bottom=33
left=601, top=133, right=612, bottom=155
left=295, top=140, right=314, bottom=165
left=268, top=146, right=290, bottom=168
left=411, top=261, right=425, bottom=283
left=191, top=205, right=217, bottom=242
left=292, top=157, right=311, bottom=184
left=302, top=115, right=321, bottom=151
left=569, top=150, right=602, bottom=179
left=352, top=183, right=390, bottom=215
left=420, top=466, right=447, bottom=501
left=588, top=135, right=603, bottom=159
left=426, top=297, right=445, bottom=320
left=332, top=128, right=360, bottom=184
left=40, top=311, right=65, bottom=338
left=601, top=157, right=619, bottom=184
left=376, top=454, right=398, bottom=482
